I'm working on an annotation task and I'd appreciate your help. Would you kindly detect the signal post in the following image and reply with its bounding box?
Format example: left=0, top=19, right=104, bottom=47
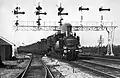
left=35, top=2, right=47, bottom=28
left=99, top=7, right=114, bottom=56
left=57, top=3, right=68, bottom=26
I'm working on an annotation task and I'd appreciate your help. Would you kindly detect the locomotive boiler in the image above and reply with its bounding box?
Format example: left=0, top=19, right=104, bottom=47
left=46, top=23, right=81, bottom=60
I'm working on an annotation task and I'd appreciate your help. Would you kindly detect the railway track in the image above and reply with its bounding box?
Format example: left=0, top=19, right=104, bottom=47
left=71, top=60, right=120, bottom=78
left=79, top=55, right=120, bottom=64
left=15, top=54, right=55, bottom=78
left=93, top=56, right=120, bottom=59
left=92, top=56, right=120, bottom=62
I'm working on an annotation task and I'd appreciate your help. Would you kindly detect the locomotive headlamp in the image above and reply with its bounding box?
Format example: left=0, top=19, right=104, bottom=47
left=79, top=49, right=82, bottom=52
left=63, top=46, right=67, bottom=49
left=75, top=49, right=79, bottom=51
left=68, top=50, right=70, bottom=52
left=64, top=50, right=67, bottom=53
left=78, top=45, right=81, bottom=48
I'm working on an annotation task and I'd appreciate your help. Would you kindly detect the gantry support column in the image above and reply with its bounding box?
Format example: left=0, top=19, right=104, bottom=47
left=106, top=26, right=115, bottom=56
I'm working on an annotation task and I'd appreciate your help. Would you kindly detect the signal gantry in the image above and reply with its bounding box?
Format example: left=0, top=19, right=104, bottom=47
left=57, top=3, right=68, bottom=26
left=35, top=2, right=47, bottom=27
left=12, top=4, right=118, bottom=56
left=98, top=6, right=114, bottom=56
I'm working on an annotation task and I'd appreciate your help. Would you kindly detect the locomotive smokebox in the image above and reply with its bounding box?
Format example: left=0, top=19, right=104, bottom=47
left=61, top=23, right=72, bottom=36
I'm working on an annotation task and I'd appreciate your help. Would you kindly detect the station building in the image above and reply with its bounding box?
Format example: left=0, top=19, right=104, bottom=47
left=0, top=36, right=15, bottom=61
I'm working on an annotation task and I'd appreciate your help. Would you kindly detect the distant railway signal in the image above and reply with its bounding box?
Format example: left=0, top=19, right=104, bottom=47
left=36, top=20, right=41, bottom=26
left=58, top=17, right=63, bottom=26
left=36, top=17, right=41, bottom=26
left=15, top=20, right=19, bottom=26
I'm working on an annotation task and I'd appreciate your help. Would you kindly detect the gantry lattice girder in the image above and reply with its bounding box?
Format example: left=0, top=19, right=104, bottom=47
left=13, top=21, right=117, bottom=31
left=14, top=25, right=117, bottom=31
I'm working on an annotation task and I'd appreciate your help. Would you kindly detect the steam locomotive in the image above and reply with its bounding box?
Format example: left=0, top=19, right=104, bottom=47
left=46, top=23, right=81, bottom=60
left=17, top=23, right=82, bottom=61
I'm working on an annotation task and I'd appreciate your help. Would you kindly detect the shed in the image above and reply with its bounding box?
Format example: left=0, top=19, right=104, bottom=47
left=0, top=36, right=14, bottom=61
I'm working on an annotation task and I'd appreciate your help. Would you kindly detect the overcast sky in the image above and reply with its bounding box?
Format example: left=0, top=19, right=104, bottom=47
left=0, top=0, right=120, bottom=46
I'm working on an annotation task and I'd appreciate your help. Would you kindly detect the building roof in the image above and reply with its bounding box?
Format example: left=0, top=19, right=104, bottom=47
left=0, top=36, right=15, bottom=46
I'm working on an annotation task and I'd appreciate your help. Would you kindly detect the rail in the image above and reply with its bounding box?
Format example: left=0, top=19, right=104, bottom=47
left=70, top=61, right=119, bottom=78
left=42, top=61, right=55, bottom=78
left=15, top=54, right=33, bottom=78
left=92, top=56, right=120, bottom=62
left=15, top=55, right=54, bottom=78
left=78, top=63, right=117, bottom=78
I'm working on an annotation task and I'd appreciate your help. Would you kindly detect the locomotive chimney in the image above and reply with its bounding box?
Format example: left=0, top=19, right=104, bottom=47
left=61, top=23, right=72, bottom=36
left=67, top=24, right=72, bottom=36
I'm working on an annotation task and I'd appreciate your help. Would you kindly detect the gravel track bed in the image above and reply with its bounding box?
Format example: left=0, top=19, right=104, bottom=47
left=42, top=56, right=104, bottom=78
left=0, top=69, right=23, bottom=78
left=24, top=56, right=46, bottom=78
left=0, top=59, right=30, bottom=78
